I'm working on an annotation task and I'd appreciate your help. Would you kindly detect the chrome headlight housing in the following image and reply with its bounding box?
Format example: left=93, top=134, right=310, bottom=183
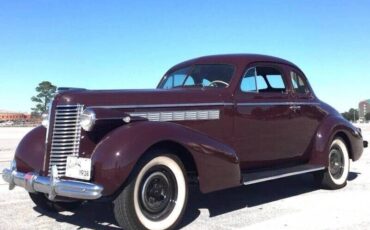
left=41, top=102, right=52, bottom=128
left=41, top=113, right=49, bottom=128
left=80, top=109, right=96, bottom=131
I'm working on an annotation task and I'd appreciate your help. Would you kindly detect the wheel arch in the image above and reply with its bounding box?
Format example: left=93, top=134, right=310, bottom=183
left=333, top=131, right=353, bottom=160
left=145, top=140, right=198, bottom=175
left=107, top=139, right=197, bottom=200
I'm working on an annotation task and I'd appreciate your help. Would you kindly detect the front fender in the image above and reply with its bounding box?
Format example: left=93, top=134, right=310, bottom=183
left=14, top=126, right=46, bottom=174
left=91, top=121, right=241, bottom=196
left=309, top=115, right=364, bottom=166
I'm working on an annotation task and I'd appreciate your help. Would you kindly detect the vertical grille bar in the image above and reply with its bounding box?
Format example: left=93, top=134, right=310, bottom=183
left=48, top=104, right=83, bottom=176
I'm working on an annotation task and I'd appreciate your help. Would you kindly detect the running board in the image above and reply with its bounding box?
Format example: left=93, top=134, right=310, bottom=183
left=242, top=164, right=325, bottom=185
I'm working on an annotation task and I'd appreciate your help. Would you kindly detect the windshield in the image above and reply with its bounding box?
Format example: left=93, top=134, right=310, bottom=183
left=158, top=64, right=235, bottom=89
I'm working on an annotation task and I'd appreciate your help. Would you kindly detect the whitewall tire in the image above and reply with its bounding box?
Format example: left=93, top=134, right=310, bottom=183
left=114, top=152, right=188, bottom=230
left=315, top=138, right=350, bottom=189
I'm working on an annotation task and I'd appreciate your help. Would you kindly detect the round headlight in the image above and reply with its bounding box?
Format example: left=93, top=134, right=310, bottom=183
left=80, top=109, right=96, bottom=131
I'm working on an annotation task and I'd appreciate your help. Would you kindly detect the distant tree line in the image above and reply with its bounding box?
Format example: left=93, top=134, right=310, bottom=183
left=341, top=108, right=370, bottom=122
left=366, top=113, right=370, bottom=121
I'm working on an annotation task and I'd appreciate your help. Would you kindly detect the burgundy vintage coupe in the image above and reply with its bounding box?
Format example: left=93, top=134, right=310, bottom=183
left=3, top=54, right=367, bottom=230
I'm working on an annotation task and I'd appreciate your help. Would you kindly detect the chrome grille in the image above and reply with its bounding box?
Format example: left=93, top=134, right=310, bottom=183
left=48, top=105, right=84, bottom=176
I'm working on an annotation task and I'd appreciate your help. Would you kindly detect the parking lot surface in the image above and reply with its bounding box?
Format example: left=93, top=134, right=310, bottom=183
left=0, top=126, right=369, bottom=230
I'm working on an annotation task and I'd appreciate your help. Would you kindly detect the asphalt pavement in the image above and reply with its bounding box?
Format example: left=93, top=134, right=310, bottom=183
left=0, top=126, right=370, bottom=230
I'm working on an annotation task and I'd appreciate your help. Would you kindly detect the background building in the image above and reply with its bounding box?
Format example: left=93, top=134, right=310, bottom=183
left=0, top=110, right=31, bottom=121
left=359, top=99, right=370, bottom=122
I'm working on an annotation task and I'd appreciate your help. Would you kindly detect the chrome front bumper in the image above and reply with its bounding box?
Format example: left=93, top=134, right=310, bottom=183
left=2, top=161, right=103, bottom=201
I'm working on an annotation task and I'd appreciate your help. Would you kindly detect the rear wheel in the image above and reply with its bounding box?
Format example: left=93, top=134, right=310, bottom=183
left=315, top=138, right=350, bottom=189
left=114, top=152, right=188, bottom=230
left=29, top=193, right=82, bottom=212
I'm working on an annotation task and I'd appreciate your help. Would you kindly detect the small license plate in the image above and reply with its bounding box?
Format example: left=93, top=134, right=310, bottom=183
left=65, top=156, right=92, bottom=180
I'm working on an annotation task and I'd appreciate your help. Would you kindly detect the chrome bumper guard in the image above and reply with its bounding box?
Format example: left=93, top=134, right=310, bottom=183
left=2, top=161, right=103, bottom=201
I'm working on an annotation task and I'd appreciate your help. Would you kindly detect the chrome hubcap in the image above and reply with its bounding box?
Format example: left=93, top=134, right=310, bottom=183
left=329, top=147, right=344, bottom=179
left=139, top=165, right=178, bottom=221
left=142, top=172, right=170, bottom=213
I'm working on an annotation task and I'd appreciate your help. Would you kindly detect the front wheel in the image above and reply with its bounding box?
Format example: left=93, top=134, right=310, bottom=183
left=315, top=138, right=350, bottom=189
left=114, top=153, right=188, bottom=230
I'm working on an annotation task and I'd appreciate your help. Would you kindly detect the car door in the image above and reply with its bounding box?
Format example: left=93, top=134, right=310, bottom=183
left=234, top=63, right=302, bottom=170
left=286, top=66, right=325, bottom=160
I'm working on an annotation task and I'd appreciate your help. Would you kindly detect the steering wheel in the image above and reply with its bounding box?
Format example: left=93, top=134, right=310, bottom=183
left=208, top=80, right=229, bottom=87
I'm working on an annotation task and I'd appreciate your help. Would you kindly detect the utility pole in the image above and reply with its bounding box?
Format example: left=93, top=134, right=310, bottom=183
left=353, top=110, right=356, bottom=123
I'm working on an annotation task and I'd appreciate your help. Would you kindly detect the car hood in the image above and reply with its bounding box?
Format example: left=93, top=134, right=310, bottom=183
left=53, top=88, right=227, bottom=109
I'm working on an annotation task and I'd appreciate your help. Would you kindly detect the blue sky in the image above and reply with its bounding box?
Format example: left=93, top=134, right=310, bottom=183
left=0, top=0, right=369, bottom=113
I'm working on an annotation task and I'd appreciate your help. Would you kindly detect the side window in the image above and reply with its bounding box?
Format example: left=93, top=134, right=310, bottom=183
left=202, top=78, right=211, bottom=86
left=256, top=76, right=268, bottom=90
left=266, top=75, right=285, bottom=88
left=240, top=66, right=286, bottom=93
left=290, top=71, right=308, bottom=94
left=183, top=76, right=195, bottom=86
left=241, top=68, right=257, bottom=92
left=160, top=67, right=192, bottom=89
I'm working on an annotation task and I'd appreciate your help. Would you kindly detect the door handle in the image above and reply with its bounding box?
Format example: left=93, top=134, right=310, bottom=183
left=289, top=105, right=301, bottom=112
left=289, top=105, right=296, bottom=111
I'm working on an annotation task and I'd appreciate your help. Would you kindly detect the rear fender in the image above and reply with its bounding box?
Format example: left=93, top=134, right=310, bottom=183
left=309, top=115, right=363, bottom=166
left=91, top=121, right=241, bottom=196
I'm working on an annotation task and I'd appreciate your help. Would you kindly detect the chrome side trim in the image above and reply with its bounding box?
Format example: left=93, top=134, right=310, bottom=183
left=243, top=166, right=325, bottom=185
left=129, top=110, right=220, bottom=121
left=237, top=102, right=320, bottom=107
left=88, top=102, right=234, bottom=109
left=86, top=102, right=318, bottom=110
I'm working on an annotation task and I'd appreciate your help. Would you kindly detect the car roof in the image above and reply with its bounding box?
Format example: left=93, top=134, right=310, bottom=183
left=167, top=54, right=300, bottom=73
